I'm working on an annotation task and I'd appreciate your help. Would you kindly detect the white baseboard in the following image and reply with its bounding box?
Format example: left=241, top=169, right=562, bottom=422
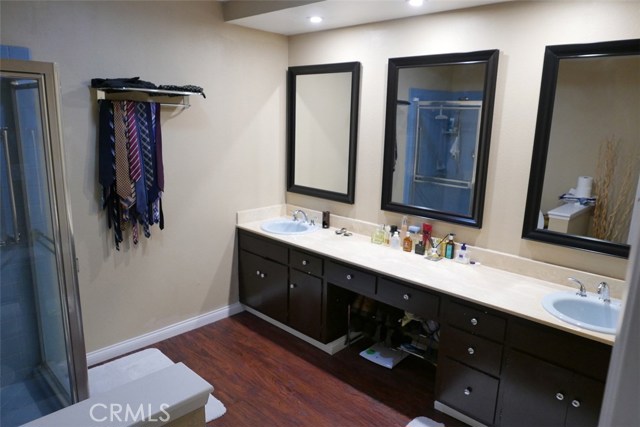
left=434, top=401, right=488, bottom=427
left=87, top=303, right=244, bottom=367
left=243, top=305, right=350, bottom=355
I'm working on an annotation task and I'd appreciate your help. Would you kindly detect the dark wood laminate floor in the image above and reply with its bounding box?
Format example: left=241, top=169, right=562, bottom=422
left=146, top=311, right=467, bottom=427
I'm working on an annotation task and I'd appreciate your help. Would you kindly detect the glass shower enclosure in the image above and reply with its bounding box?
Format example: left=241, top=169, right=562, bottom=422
left=1, top=59, right=87, bottom=426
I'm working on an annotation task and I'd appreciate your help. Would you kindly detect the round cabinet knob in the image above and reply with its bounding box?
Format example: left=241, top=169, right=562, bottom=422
left=470, top=317, right=478, bottom=326
left=302, top=260, right=308, bottom=266
left=256, top=270, right=261, bottom=276
left=556, top=393, right=565, bottom=401
left=346, top=274, right=353, bottom=280
left=467, top=347, right=475, bottom=355
left=290, top=283, right=296, bottom=289
left=403, top=294, right=411, bottom=301
left=464, top=387, right=472, bottom=396
left=571, top=400, right=581, bottom=408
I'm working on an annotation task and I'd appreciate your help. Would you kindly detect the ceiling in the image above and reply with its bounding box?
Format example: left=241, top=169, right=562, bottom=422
left=221, top=0, right=512, bottom=36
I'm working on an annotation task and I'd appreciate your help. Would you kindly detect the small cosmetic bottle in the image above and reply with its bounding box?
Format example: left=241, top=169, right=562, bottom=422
left=402, top=233, right=413, bottom=252
left=444, top=234, right=455, bottom=259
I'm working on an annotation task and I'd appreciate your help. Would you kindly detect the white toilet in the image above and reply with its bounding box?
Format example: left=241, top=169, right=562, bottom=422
left=547, top=203, right=594, bottom=235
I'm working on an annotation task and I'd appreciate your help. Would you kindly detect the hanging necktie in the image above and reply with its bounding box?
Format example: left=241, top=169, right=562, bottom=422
left=114, top=102, right=134, bottom=214
left=125, top=101, right=150, bottom=238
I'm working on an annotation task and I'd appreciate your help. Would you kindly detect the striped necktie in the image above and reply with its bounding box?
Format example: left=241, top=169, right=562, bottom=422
left=114, top=102, right=134, bottom=207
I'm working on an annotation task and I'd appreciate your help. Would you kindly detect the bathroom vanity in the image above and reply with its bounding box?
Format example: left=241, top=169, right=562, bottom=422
left=236, top=221, right=614, bottom=427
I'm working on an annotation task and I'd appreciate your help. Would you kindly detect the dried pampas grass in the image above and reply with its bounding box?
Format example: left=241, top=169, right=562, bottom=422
left=592, top=135, right=639, bottom=242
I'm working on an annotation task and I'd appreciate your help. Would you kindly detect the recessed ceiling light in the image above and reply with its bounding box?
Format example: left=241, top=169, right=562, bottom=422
left=408, top=0, right=424, bottom=7
left=308, top=16, right=323, bottom=24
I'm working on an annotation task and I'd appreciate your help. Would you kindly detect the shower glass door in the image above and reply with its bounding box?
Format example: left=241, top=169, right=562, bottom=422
left=1, top=59, right=87, bottom=426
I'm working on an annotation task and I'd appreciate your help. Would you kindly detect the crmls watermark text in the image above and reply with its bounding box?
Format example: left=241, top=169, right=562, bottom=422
left=90, top=403, right=171, bottom=423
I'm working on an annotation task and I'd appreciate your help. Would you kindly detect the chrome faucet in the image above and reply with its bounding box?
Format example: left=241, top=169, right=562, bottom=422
left=597, top=281, right=611, bottom=303
left=568, top=277, right=587, bottom=297
left=292, top=209, right=309, bottom=224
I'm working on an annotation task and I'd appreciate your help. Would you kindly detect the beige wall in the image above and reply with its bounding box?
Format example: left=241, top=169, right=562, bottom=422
left=287, top=1, right=640, bottom=279
left=1, top=0, right=638, bottom=353
left=0, top=1, right=288, bottom=351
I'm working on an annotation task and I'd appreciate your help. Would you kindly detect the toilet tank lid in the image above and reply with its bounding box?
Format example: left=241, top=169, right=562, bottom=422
left=547, top=203, right=593, bottom=219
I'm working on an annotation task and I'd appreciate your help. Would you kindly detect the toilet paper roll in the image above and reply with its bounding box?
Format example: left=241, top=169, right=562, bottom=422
left=575, top=176, right=593, bottom=198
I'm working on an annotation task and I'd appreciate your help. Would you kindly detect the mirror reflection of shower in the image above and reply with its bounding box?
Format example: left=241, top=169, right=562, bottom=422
left=402, top=98, right=482, bottom=216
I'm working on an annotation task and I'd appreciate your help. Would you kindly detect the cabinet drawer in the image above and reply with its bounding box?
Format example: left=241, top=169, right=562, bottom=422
left=326, top=261, right=376, bottom=296
left=376, top=278, right=439, bottom=319
left=508, top=319, right=611, bottom=381
left=437, top=357, right=499, bottom=426
left=442, top=326, right=503, bottom=377
left=290, top=249, right=323, bottom=276
left=238, top=231, right=288, bottom=265
left=445, top=299, right=506, bottom=342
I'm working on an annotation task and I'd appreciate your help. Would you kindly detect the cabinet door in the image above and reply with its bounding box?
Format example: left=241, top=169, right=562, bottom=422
left=499, top=350, right=571, bottom=427
left=239, top=250, right=288, bottom=324
left=289, top=269, right=323, bottom=341
left=564, top=374, right=605, bottom=427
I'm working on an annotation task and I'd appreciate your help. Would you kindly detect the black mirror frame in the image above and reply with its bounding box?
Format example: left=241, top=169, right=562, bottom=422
left=286, top=61, right=361, bottom=204
left=380, top=50, right=499, bottom=228
left=522, top=39, right=640, bottom=259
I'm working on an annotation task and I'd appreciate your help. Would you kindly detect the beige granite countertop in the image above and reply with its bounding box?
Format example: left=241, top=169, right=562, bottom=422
left=237, top=211, right=618, bottom=346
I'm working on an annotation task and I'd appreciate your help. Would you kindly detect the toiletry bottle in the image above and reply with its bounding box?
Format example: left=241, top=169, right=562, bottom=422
left=401, top=216, right=408, bottom=240
left=372, top=225, right=384, bottom=244
left=384, top=225, right=391, bottom=245
left=322, top=211, right=330, bottom=229
left=456, top=243, right=470, bottom=264
left=403, top=232, right=413, bottom=252
left=444, top=234, right=455, bottom=259
left=422, top=223, right=432, bottom=248
left=391, top=231, right=401, bottom=249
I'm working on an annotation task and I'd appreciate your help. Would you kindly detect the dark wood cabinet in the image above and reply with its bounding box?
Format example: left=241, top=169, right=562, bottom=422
left=436, top=298, right=506, bottom=425
left=237, top=228, right=612, bottom=427
left=289, top=267, right=323, bottom=340
left=497, top=319, right=610, bottom=427
left=238, top=230, right=345, bottom=343
left=499, top=349, right=605, bottom=427
left=239, top=249, right=288, bottom=324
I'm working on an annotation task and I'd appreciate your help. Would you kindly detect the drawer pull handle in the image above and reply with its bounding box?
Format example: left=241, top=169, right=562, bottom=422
left=556, top=393, right=565, bottom=401
left=464, top=387, right=472, bottom=396
left=403, top=293, right=410, bottom=301
left=290, top=283, right=296, bottom=289
left=302, top=260, right=308, bottom=266
left=467, top=347, right=475, bottom=355
left=346, top=274, right=353, bottom=280
left=470, top=317, right=478, bottom=326
left=571, top=400, right=581, bottom=408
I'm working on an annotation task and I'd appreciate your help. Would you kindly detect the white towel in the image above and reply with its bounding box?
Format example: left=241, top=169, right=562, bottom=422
left=449, top=135, right=460, bottom=160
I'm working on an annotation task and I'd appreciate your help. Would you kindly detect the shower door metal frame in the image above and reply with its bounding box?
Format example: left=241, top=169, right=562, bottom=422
left=1, top=59, right=88, bottom=404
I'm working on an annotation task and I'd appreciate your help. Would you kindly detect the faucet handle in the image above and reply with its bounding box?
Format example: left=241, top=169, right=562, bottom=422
left=568, top=277, right=587, bottom=297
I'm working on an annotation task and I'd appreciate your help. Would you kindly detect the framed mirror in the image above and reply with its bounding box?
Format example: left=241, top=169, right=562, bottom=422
left=287, top=62, right=361, bottom=204
left=522, top=39, right=640, bottom=258
left=381, top=50, right=499, bottom=227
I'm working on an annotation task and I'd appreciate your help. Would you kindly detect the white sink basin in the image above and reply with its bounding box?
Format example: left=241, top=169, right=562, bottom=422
left=260, top=218, right=319, bottom=235
left=542, top=291, right=621, bottom=334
